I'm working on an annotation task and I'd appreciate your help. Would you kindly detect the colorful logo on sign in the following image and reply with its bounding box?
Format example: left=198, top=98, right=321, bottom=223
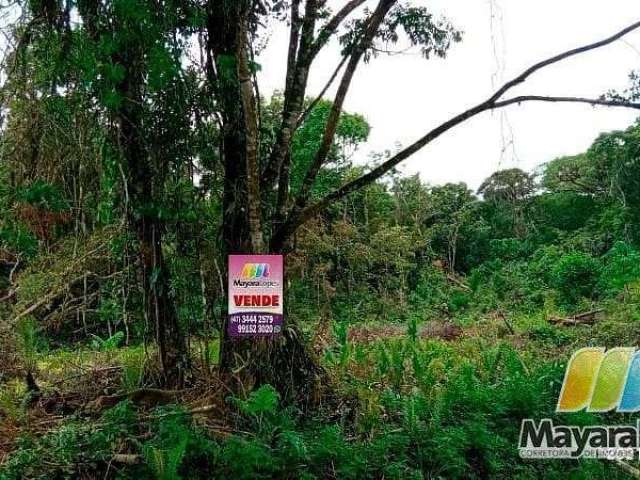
left=228, top=255, right=283, bottom=338
left=557, top=347, right=640, bottom=412
left=241, top=263, right=271, bottom=279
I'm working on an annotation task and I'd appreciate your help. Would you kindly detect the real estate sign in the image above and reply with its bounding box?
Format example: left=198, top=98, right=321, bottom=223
left=228, top=254, right=284, bottom=337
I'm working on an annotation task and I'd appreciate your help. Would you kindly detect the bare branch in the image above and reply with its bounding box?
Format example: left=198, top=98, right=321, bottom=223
left=494, top=95, right=640, bottom=110
left=291, top=0, right=397, bottom=212
left=488, top=20, right=640, bottom=103
left=0, top=289, right=15, bottom=303
left=295, top=54, right=349, bottom=130
left=270, top=19, right=640, bottom=249
left=308, top=0, right=367, bottom=60
left=261, top=0, right=322, bottom=189
left=262, top=0, right=367, bottom=192
left=8, top=255, right=19, bottom=284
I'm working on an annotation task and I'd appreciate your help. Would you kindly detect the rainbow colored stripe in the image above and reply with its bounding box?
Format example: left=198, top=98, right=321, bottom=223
left=557, top=347, right=640, bottom=412
left=240, top=263, right=271, bottom=279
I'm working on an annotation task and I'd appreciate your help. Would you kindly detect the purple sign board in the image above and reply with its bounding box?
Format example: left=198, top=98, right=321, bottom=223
left=228, top=254, right=284, bottom=337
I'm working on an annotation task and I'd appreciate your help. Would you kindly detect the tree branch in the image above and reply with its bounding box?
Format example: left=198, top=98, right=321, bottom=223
left=493, top=95, right=640, bottom=110
left=295, top=53, right=349, bottom=131
left=261, top=0, right=321, bottom=189
left=270, top=19, right=640, bottom=249
left=488, top=20, right=640, bottom=104
left=262, top=0, right=368, bottom=192
left=289, top=0, right=397, bottom=214
left=308, top=0, right=367, bottom=60
left=284, top=0, right=302, bottom=95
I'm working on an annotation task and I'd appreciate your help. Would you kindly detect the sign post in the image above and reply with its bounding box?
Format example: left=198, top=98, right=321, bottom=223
left=228, top=254, right=284, bottom=338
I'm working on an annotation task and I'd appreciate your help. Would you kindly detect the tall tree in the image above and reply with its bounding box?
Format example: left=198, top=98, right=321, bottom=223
left=107, top=0, right=190, bottom=386
left=204, top=1, right=640, bottom=401
left=2, top=0, right=201, bottom=386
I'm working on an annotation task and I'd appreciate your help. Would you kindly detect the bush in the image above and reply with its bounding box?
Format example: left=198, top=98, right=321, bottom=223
left=598, top=241, right=640, bottom=296
left=551, top=252, right=601, bottom=309
left=15, top=180, right=69, bottom=212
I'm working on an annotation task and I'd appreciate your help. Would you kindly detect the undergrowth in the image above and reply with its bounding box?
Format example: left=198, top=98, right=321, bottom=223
left=1, top=338, right=631, bottom=480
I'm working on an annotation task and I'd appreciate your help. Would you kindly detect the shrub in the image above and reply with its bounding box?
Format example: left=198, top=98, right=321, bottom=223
left=551, top=252, right=601, bottom=309
left=598, top=241, right=640, bottom=296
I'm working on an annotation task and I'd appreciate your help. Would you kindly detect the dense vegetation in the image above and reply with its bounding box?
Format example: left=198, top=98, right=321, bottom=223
left=2, top=0, right=640, bottom=478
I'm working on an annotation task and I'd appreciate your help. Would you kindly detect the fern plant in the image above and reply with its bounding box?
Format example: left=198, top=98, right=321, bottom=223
left=144, top=439, right=188, bottom=480
left=120, top=347, right=146, bottom=390
left=90, top=331, right=124, bottom=351
left=234, top=384, right=280, bottom=433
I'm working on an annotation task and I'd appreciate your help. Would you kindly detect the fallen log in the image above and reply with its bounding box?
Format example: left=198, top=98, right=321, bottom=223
left=548, top=309, right=604, bottom=326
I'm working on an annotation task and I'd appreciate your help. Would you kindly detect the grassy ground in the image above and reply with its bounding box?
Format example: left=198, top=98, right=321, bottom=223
left=2, top=297, right=640, bottom=479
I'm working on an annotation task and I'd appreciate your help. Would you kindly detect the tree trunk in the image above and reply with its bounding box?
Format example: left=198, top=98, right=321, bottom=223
left=136, top=216, right=188, bottom=386
left=219, top=211, right=325, bottom=405
left=115, top=43, right=187, bottom=387
left=208, top=0, right=325, bottom=405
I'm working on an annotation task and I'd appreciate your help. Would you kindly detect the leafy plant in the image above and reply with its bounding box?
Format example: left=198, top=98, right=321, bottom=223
left=598, top=241, right=640, bottom=295
left=551, top=252, right=601, bottom=309
left=120, top=347, right=146, bottom=390
left=234, top=384, right=281, bottom=432
left=90, top=331, right=125, bottom=352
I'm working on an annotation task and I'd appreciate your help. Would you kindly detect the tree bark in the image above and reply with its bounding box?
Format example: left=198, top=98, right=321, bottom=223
left=207, top=0, right=325, bottom=405
left=114, top=42, right=187, bottom=388
left=271, top=0, right=398, bottom=251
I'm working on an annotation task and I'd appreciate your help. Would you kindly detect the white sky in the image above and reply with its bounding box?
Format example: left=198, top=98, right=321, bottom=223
left=258, top=0, right=640, bottom=190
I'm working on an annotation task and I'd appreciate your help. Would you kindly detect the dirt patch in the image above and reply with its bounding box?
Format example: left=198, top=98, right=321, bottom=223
left=420, top=321, right=463, bottom=341
left=347, top=324, right=406, bottom=343
left=348, top=321, right=463, bottom=344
